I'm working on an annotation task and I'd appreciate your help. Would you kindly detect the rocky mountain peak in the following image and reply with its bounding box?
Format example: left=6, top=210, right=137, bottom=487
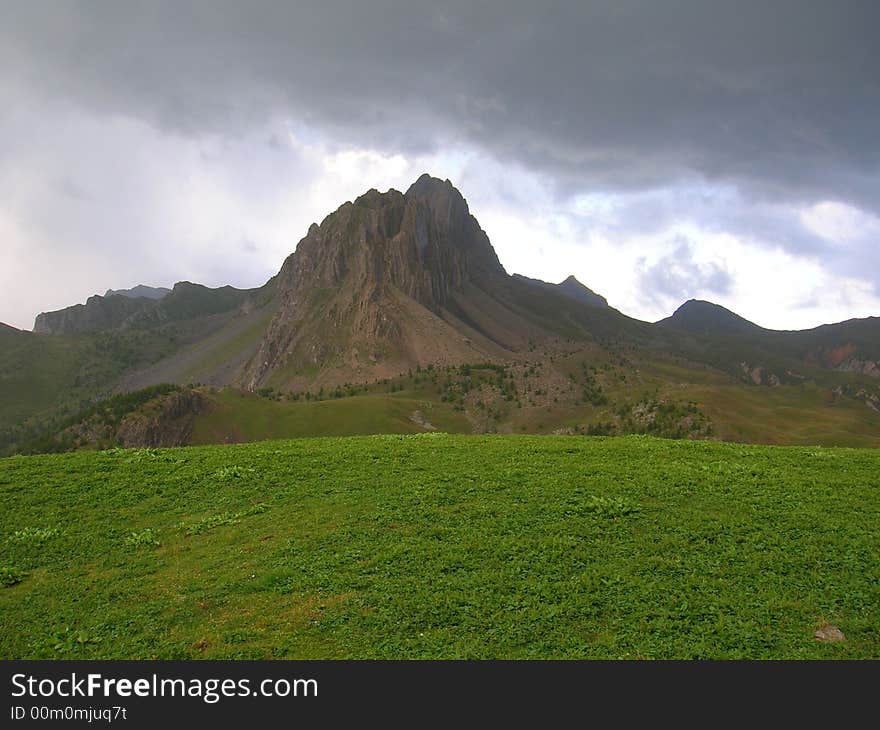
left=556, top=275, right=609, bottom=308
left=354, top=187, right=404, bottom=209
left=405, top=173, right=456, bottom=198
left=245, top=175, right=508, bottom=387
left=274, top=174, right=504, bottom=302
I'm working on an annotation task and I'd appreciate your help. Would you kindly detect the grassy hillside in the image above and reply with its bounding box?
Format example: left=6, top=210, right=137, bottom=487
left=1, top=434, right=877, bottom=659
left=613, top=357, right=880, bottom=448
left=192, top=390, right=470, bottom=443
left=11, top=349, right=880, bottom=456
left=190, top=356, right=880, bottom=448
left=0, top=328, right=178, bottom=451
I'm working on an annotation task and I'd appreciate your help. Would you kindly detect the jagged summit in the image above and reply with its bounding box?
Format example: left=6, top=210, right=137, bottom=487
left=244, top=174, right=512, bottom=388
left=353, top=187, right=402, bottom=209
left=240, top=174, right=655, bottom=390
left=405, top=173, right=456, bottom=198
left=346, top=174, right=458, bottom=209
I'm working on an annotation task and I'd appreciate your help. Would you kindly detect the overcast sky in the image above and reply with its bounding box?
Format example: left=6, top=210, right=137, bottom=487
left=2, top=1, right=879, bottom=331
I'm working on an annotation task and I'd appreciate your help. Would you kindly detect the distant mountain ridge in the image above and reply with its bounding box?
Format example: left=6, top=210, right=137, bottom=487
left=513, top=274, right=609, bottom=309
left=33, top=281, right=263, bottom=335
left=658, top=299, right=765, bottom=336
left=105, top=284, right=171, bottom=300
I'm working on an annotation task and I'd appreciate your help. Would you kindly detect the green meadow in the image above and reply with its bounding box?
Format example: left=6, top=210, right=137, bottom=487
left=1, top=434, right=878, bottom=659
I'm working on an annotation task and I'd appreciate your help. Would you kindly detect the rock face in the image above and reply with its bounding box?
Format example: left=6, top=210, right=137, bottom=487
left=740, top=362, right=781, bottom=387
left=805, top=343, right=858, bottom=369
left=115, top=389, right=208, bottom=447
left=804, top=344, right=879, bottom=378
left=56, top=388, right=208, bottom=449
left=244, top=174, right=518, bottom=388
left=836, top=357, right=880, bottom=378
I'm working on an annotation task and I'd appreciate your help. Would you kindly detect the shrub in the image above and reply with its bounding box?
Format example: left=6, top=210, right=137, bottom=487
left=7, top=526, right=60, bottom=544
left=124, top=528, right=161, bottom=548
left=0, top=567, right=26, bottom=587
left=181, top=503, right=270, bottom=535
left=568, top=495, right=640, bottom=519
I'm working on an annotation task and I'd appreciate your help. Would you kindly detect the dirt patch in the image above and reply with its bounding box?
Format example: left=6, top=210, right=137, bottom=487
left=410, top=410, right=436, bottom=430
left=813, top=623, right=845, bottom=643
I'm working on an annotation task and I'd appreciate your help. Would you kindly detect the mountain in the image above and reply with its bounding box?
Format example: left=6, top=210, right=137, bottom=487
left=513, top=274, right=609, bottom=309
left=105, top=284, right=171, bottom=300
left=243, top=174, right=634, bottom=389
left=658, top=299, right=764, bottom=336
left=6, top=173, right=880, bottom=453
left=655, top=299, right=880, bottom=389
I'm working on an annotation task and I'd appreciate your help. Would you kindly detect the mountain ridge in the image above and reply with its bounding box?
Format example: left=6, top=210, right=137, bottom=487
left=105, top=284, right=171, bottom=300
left=512, top=274, right=610, bottom=309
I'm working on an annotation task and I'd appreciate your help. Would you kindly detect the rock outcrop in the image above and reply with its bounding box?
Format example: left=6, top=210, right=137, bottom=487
left=57, top=388, right=209, bottom=449
left=836, top=357, right=880, bottom=378
left=740, top=362, right=781, bottom=387
left=115, top=388, right=208, bottom=447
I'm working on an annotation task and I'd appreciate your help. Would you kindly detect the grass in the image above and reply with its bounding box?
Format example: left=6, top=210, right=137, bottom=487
left=191, top=390, right=470, bottom=443
left=1, top=434, right=878, bottom=659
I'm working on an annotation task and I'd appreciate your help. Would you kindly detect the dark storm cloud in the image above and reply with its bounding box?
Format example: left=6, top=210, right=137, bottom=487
left=2, top=0, right=879, bottom=210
